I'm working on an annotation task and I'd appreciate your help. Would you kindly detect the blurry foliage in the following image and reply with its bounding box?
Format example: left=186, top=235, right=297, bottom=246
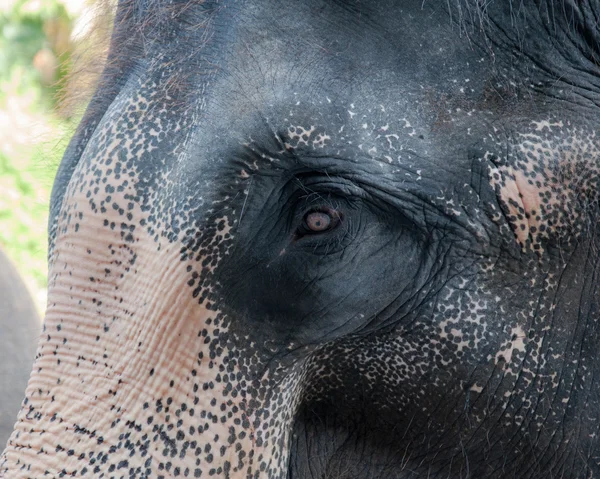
left=0, top=150, right=53, bottom=291
left=0, top=0, right=110, bottom=314
left=0, top=0, right=73, bottom=110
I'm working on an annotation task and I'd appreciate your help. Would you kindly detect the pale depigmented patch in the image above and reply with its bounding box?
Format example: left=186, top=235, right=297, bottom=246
left=470, top=384, right=483, bottom=393
left=488, top=119, right=600, bottom=253
left=285, top=125, right=330, bottom=150
left=494, top=325, right=527, bottom=366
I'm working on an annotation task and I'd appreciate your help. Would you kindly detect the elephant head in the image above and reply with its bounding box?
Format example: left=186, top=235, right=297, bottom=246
left=3, top=1, right=600, bottom=477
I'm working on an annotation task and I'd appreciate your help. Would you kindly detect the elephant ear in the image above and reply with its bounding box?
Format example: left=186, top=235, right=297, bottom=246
left=0, top=248, right=39, bottom=448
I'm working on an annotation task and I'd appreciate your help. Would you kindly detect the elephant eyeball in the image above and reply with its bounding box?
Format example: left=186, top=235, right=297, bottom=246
left=303, top=208, right=340, bottom=233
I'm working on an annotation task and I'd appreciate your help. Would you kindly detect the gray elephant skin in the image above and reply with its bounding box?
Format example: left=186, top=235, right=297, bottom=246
left=3, top=1, right=600, bottom=478
left=0, top=250, right=38, bottom=450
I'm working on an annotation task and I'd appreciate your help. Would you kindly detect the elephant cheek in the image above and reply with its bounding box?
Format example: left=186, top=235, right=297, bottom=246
left=487, top=123, right=600, bottom=253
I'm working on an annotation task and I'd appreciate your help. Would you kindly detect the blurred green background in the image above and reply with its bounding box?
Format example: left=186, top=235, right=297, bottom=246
left=0, top=0, right=111, bottom=315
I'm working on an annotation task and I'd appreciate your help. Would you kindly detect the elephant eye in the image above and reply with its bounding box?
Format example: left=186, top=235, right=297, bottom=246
left=300, top=207, right=342, bottom=235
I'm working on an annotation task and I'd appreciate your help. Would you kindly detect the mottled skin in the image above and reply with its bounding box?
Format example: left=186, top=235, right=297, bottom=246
left=0, top=249, right=38, bottom=448
left=3, top=0, right=600, bottom=477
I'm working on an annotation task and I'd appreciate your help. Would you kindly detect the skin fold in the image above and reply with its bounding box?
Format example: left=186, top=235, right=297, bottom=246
left=3, top=0, right=600, bottom=477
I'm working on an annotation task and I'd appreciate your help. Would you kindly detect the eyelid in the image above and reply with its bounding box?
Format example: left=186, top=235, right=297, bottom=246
left=294, top=175, right=366, bottom=199
left=298, top=194, right=344, bottom=214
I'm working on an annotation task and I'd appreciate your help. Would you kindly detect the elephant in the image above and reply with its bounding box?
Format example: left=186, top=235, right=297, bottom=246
left=2, top=0, right=600, bottom=477
left=0, top=249, right=38, bottom=449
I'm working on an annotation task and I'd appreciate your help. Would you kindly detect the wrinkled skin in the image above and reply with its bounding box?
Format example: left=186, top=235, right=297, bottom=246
left=0, top=249, right=38, bottom=448
left=3, top=0, right=600, bottom=477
